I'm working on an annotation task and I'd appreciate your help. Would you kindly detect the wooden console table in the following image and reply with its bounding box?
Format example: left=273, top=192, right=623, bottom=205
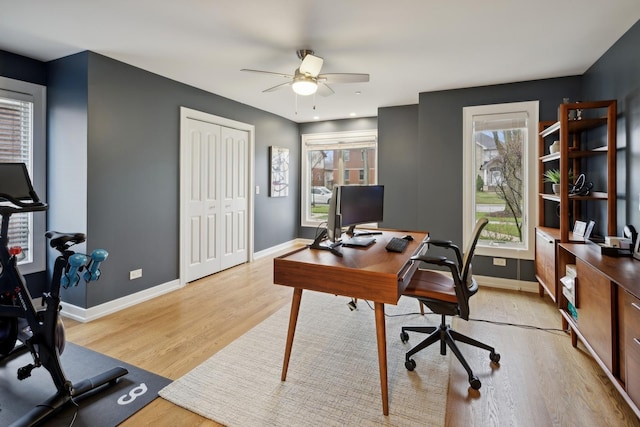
left=558, top=242, right=640, bottom=419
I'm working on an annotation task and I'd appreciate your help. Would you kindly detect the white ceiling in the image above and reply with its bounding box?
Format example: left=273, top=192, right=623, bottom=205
left=1, top=1, right=639, bottom=123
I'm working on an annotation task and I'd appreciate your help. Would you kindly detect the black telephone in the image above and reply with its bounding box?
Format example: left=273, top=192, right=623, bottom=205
left=624, top=224, right=637, bottom=245
left=625, top=225, right=640, bottom=261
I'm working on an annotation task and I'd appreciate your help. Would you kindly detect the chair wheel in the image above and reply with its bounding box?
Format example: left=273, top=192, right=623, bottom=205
left=405, top=359, right=416, bottom=371
left=470, top=376, right=481, bottom=390
left=490, top=352, right=501, bottom=364
left=400, top=331, right=409, bottom=343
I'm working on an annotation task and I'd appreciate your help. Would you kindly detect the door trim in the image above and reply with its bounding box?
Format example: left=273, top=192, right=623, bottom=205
left=179, top=106, right=255, bottom=286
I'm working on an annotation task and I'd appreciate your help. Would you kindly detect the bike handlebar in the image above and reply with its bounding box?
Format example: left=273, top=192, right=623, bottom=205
left=0, top=192, right=47, bottom=214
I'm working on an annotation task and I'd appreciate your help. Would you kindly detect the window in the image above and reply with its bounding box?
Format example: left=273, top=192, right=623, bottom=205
left=0, top=76, right=46, bottom=274
left=301, top=130, right=378, bottom=226
left=463, top=101, right=538, bottom=259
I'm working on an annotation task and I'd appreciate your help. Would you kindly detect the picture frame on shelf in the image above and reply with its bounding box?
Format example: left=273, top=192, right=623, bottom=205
left=584, top=220, right=596, bottom=241
left=573, top=220, right=587, bottom=238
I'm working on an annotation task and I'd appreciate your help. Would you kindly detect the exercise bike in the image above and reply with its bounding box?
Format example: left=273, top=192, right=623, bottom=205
left=0, top=163, right=128, bottom=426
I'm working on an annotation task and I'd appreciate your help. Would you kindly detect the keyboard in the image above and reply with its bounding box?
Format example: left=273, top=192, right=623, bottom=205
left=385, top=237, right=409, bottom=253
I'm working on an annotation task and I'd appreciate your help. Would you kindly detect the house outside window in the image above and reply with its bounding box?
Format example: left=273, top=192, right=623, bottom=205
left=301, top=130, right=378, bottom=226
left=463, top=101, right=539, bottom=260
left=0, top=77, right=46, bottom=274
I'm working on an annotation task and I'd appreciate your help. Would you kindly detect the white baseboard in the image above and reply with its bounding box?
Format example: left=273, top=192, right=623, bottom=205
left=474, top=275, right=538, bottom=293
left=61, top=279, right=182, bottom=323
left=254, top=239, right=308, bottom=259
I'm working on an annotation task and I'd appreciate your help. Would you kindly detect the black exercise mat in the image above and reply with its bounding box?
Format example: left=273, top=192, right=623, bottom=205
left=0, top=342, right=171, bottom=426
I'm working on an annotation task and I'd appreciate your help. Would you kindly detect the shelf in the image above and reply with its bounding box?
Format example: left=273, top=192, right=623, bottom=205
left=536, top=226, right=587, bottom=243
left=536, top=99, right=616, bottom=309
left=540, top=147, right=607, bottom=162
left=540, top=152, right=560, bottom=162
left=539, top=191, right=609, bottom=202
left=539, top=117, right=609, bottom=138
left=570, top=191, right=609, bottom=200
left=541, top=193, right=560, bottom=202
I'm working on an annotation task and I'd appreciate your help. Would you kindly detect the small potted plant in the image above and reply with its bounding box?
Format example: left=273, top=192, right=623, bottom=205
left=543, top=169, right=572, bottom=195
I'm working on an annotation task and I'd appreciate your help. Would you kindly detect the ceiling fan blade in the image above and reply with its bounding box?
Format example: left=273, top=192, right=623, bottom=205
left=299, top=54, right=323, bottom=77
left=317, top=83, right=334, bottom=97
left=240, top=69, right=293, bottom=79
left=319, top=73, right=370, bottom=84
left=263, top=82, right=292, bottom=93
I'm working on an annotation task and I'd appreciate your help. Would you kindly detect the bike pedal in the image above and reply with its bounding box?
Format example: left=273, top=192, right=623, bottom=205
left=17, top=364, right=35, bottom=380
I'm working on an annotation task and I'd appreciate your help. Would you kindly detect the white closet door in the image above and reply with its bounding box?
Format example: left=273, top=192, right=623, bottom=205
left=185, top=118, right=250, bottom=282
left=186, top=119, right=222, bottom=282
left=220, top=126, right=249, bottom=270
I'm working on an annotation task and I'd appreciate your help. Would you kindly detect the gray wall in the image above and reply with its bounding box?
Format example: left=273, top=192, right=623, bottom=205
left=378, top=105, right=420, bottom=232
left=0, top=49, right=47, bottom=86
left=46, top=52, right=300, bottom=308
left=582, top=19, right=640, bottom=233
left=47, top=52, right=90, bottom=306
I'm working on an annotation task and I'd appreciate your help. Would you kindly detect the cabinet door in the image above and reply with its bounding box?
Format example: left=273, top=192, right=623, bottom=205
left=535, top=229, right=556, bottom=301
left=576, top=259, right=615, bottom=372
left=621, top=290, right=640, bottom=406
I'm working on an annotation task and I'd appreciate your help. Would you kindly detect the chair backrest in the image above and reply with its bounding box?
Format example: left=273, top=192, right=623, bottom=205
left=456, top=217, right=488, bottom=319
left=461, top=217, right=489, bottom=285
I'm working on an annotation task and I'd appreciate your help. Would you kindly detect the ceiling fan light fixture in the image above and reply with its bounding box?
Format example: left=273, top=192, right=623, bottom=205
left=292, top=75, right=318, bottom=96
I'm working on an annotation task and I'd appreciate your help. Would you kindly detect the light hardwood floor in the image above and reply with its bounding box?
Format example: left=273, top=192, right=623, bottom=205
left=64, top=246, right=640, bottom=426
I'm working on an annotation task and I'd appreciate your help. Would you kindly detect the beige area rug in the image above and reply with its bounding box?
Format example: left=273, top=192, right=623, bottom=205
left=159, top=291, right=449, bottom=426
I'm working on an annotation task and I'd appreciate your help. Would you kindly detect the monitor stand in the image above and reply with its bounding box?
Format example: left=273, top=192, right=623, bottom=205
left=309, top=229, right=343, bottom=256
left=349, top=225, right=382, bottom=236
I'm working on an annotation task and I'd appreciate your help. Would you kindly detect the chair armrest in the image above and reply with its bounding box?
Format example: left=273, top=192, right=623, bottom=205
left=426, top=239, right=463, bottom=268
left=426, top=238, right=453, bottom=247
left=411, top=254, right=456, bottom=268
left=411, top=254, right=460, bottom=279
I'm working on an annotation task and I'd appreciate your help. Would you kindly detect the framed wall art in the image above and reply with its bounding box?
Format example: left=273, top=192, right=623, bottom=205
left=270, top=146, right=289, bottom=197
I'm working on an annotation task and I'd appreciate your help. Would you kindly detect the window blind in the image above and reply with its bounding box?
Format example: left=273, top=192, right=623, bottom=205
left=0, top=95, right=33, bottom=259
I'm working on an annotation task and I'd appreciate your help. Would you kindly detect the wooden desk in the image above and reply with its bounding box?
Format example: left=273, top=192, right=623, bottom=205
left=273, top=230, right=429, bottom=415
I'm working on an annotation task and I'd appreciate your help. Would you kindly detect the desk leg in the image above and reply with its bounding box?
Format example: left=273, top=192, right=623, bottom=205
left=281, top=287, right=302, bottom=381
left=374, top=302, right=389, bottom=416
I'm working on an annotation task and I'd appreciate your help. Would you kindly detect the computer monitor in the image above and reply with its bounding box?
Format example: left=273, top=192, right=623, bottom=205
left=326, top=189, right=341, bottom=242
left=326, top=185, right=384, bottom=241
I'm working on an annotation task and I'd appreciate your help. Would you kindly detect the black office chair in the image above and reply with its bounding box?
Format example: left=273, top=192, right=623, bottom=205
left=400, top=218, right=500, bottom=390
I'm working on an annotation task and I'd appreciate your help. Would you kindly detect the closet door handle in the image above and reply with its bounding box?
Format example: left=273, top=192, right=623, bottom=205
left=634, top=338, right=640, bottom=346
left=631, top=302, right=640, bottom=312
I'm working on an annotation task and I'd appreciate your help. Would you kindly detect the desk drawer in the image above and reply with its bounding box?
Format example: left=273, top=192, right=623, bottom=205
left=621, top=290, right=640, bottom=406
left=576, top=259, right=615, bottom=372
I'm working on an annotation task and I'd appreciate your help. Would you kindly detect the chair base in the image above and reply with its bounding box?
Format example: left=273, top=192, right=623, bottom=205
left=400, top=314, right=500, bottom=390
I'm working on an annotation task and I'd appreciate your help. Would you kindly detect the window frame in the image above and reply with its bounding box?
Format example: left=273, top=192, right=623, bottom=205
left=0, top=76, right=46, bottom=274
left=301, top=129, right=378, bottom=227
left=462, top=100, right=538, bottom=260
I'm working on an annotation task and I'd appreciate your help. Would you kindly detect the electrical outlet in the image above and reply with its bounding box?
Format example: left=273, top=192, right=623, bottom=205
left=493, top=258, right=507, bottom=267
left=129, top=269, right=142, bottom=280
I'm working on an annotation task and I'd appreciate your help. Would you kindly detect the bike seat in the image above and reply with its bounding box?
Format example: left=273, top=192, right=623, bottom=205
left=45, top=231, right=86, bottom=251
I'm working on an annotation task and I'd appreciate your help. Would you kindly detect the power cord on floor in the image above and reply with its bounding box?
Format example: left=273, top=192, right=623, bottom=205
left=468, top=317, right=569, bottom=334
left=351, top=298, right=569, bottom=334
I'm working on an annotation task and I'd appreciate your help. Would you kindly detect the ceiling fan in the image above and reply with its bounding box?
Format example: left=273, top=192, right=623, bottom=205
left=241, top=49, right=369, bottom=97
